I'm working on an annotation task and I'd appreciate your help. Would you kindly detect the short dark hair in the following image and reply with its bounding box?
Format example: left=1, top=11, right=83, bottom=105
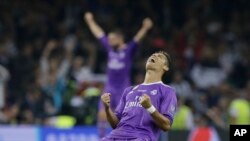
left=157, top=51, right=171, bottom=68
left=110, top=28, right=124, bottom=39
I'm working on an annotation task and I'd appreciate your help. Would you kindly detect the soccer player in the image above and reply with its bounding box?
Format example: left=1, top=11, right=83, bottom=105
left=101, top=51, right=177, bottom=141
left=84, top=12, right=153, bottom=136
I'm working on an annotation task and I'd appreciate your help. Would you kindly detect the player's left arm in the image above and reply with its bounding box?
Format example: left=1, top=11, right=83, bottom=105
left=133, top=18, right=153, bottom=43
left=140, top=93, right=177, bottom=131
left=150, top=108, right=172, bottom=131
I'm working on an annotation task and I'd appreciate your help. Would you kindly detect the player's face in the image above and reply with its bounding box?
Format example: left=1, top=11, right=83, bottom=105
left=146, top=53, right=168, bottom=72
left=108, top=32, right=123, bottom=48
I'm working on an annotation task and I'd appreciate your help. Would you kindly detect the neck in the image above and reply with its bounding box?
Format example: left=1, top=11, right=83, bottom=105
left=118, top=43, right=125, bottom=49
left=143, top=70, right=162, bottom=84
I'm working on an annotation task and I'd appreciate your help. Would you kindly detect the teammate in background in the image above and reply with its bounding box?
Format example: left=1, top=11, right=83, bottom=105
left=101, top=51, right=177, bottom=141
left=84, top=12, right=153, bottom=137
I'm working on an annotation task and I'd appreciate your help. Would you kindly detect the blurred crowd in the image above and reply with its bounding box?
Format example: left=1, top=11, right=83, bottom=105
left=0, top=0, right=249, bottom=131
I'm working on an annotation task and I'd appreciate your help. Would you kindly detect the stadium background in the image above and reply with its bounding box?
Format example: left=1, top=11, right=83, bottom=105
left=0, top=0, right=249, bottom=141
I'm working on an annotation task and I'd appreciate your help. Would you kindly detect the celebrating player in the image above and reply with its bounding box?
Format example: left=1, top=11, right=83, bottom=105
left=84, top=12, right=153, bottom=137
left=101, top=51, right=177, bottom=141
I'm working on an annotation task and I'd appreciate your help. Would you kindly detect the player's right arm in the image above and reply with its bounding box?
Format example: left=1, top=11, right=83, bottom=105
left=101, top=93, right=120, bottom=128
left=84, top=12, right=104, bottom=38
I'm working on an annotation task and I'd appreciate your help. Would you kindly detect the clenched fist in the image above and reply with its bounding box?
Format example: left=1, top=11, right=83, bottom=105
left=101, top=93, right=111, bottom=109
left=84, top=12, right=94, bottom=21
left=142, top=18, right=153, bottom=30
left=139, top=94, right=152, bottom=109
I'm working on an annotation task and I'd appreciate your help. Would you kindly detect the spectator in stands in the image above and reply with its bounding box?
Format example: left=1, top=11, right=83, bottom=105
left=205, top=82, right=232, bottom=129
left=0, top=65, right=9, bottom=109
left=70, top=55, right=93, bottom=83
left=0, top=104, right=19, bottom=124
left=243, top=80, right=250, bottom=104
left=229, top=89, right=250, bottom=125
left=20, top=86, right=56, bottom=124
left=172, top=96, right=194, bottom=130
left=170, top=71, right=192, bottom=99
left=188, top=113, right=221, bottom=141
left=40, top=39, right=73, bottom=113
left=191, top=46, right=227, bottom=90
left=206, top=96, right=229, bottom=129
left=69, top=40, right=97, bottom=84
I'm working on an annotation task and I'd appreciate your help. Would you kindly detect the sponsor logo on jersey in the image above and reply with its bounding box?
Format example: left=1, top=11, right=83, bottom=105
left=150, top=90, right=158, bottom=95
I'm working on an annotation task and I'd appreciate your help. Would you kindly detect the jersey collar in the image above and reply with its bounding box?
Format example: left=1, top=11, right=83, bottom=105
left=141, top=81, right=163, bottom=85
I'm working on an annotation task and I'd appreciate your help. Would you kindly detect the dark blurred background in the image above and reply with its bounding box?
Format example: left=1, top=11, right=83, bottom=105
left=0, top=0, right=249, bottom=140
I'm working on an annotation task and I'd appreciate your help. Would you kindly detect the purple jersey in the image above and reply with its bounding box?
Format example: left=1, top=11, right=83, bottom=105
left=105, top=81, right=177, bottom=141
left=99, top=35, right=137, bottom=109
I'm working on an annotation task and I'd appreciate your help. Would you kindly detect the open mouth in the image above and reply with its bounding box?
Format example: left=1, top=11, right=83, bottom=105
left=150, top=58, right=155, bottom=63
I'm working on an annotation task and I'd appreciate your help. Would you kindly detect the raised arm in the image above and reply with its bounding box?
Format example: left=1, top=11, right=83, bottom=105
left=40, top=40, right=58, bottom=87
left=42, top=40, right=57, bottom=59
left=133, top=18, right=153, bottom=42
left=84, top=12, right=105, bottom=38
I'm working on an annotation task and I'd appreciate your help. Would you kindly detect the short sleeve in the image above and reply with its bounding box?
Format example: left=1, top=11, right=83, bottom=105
left=114, top=86, right=132, bottom=120
left=159, top=88, right=177, bottom=125
left=98, top=35, right=111, bottom=51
